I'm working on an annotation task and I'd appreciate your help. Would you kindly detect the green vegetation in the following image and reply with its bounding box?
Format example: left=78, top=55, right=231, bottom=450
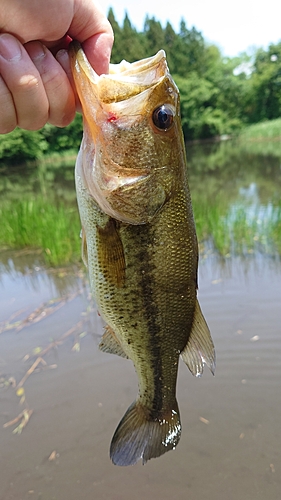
left=0, top=114, right=83, bottom=164
left=193, top=200, right=281, bottom=257
left=0, top=10, right=280, bottom=163
left=239, top=117, right=281, bottom=141
left=0, top=162, right=81, bottom=266
left=0, top=198, right=81, bottom=266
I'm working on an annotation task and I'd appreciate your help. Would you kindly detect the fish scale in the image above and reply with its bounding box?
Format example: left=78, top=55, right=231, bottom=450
left=70, top=41, right=215, bottom=466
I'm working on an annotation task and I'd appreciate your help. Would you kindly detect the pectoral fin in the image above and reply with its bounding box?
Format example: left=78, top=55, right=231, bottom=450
left=181, top=299, right=215, bottom=377
left=99, top=325, right=128, bottom=358
left=97, top=218, right=126, bottom=287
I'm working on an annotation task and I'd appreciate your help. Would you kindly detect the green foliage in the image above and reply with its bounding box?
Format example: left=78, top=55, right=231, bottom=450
left=238, top=117, right=281, bottom=141
left=0, top=197, right=81, bottom=266
left=0, top=115, right=82, bottom=163
left=193, top=197, right=281, bottom=258
left=42, top=114, right=83, bottom=152
left=0, top=128, right=48, bottom=163
left=246, top=42, right=281, bottom=122
left=175, top=74, right=241, bottom=139
left=109, top=9, right=148, bottom=62
left=144, top=16, right=165, bottom=55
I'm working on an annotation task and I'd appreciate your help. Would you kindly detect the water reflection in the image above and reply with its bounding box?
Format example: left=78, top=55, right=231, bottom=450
left=0, top=250, right=83, bottom=296
left=0, top=157, right=76, bottom=203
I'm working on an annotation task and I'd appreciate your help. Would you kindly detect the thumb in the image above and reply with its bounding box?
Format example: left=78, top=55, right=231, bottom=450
left=69, top=0, right=113, bottom=74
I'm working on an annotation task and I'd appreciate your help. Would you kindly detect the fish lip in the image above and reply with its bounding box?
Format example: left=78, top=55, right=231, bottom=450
left=69, top=41, right=168, bottom=102
left=70, top=40, right=166, bottom=79
left=70, top=40, right=99, bottom=84
left=108, top=49, right=166, bottom=78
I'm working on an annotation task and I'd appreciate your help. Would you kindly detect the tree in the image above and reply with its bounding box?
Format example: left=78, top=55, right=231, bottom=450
left=246, top=43, right=281, bottom=122
left=107, top=8, right=123, bottom=63
left=174, top=20, right=206, bottom=76
left=143, top=16, right=165, bottom=56
left=163, top=22, right=177, bottom=73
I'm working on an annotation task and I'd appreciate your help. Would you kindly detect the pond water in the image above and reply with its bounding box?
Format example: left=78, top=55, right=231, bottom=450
left=0, top=141, right=280, bottom=499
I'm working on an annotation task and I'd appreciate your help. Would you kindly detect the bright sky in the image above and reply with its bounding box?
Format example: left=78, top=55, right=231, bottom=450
left=100, top=0, right=281, bottom=57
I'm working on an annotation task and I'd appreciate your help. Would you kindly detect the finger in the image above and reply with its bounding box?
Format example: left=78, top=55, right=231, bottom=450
left=0, top=75, right=17, bottom=134
left=44, top=35, right=73, bottom=54
left=25, top=41, right=76, bottom=127
left=70, top=0, right=114, bottom=74
left=82, top=32, right=113, bottom=75
left=56, top=49, right=82, bottom=113
left=0, top=33, right=49, bottom=131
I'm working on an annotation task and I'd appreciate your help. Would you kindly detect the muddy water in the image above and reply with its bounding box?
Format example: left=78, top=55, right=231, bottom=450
left=0, top=251, right=280, bottom=500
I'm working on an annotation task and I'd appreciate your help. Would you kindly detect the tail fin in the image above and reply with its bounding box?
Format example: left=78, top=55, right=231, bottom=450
left=110, top=400, right=181, bottom=466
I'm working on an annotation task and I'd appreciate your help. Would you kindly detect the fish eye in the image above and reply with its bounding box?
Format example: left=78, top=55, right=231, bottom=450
left=152, top=105, right=174, bottom=131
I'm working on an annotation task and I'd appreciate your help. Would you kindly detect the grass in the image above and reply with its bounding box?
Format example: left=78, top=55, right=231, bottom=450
left=239, top=118, right=281, bottom=141
left=0, top=198, right=81, bottom=266
left=193, top=199, right=281, bottom=258
left=1, top=184, right=281, bottom=267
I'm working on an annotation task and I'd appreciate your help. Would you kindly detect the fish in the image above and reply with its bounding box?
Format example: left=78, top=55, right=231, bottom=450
left=69, top=41, right=215, bottom=467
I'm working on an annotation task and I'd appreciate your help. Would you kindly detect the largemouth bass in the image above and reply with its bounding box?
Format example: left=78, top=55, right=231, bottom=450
left=70, top=42, right=215, bottom=466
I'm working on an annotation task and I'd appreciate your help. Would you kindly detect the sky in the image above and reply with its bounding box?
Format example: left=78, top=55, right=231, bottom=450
left=100, top=0, right=281, bottom=57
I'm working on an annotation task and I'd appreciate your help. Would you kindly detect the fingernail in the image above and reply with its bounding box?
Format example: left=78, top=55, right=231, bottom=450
left=56, top=49, right=69, bottom=65
left=26, top=41, right=46, bottom=61
left=0, top=33, right=22, bottom=62
left=56, top=49, right=71, bottom=74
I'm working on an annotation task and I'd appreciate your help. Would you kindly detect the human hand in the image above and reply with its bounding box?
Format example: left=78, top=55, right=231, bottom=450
left=0, top=0, right=113, bottom=133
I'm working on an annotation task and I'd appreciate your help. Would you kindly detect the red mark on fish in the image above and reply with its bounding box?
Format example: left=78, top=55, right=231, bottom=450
left=107, top=113, right=117, bottom=123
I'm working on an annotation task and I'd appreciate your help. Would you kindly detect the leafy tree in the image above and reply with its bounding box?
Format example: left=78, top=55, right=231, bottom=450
left=110, top=12, right=147, bottom=63
left=163, top=22, right=178, bottom=73
left=107, top=8, right=124, bottom=63
left=144, top=16, right=165, bottom=56
left=246, top=42, right=281, bottom=122
left=170, top=20, right=206, bottom=77
left=205, top=50, right=249, bottom=126
left=175, top=74, right=219, bottom=139
left=0, top=128, right=48, bottom=163
left=42, top=114, right=83, bottom=152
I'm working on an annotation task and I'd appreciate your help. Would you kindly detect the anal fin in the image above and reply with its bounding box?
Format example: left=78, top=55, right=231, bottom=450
left=181, top=299, right=216, bottom=377
left=99, top=325, right=129, bottom=359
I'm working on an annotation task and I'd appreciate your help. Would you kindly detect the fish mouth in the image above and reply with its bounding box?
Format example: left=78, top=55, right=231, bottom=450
left=70, top=41, right=169, bottom=104
left=70, top=42, right=178, bottom=224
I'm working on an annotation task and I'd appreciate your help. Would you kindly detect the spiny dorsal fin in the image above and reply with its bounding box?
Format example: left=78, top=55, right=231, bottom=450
left=99, top=325, right=129, bottom=358
left=110, top=400, right=181, bottom=466
left=97, top=218, right=126, bottom=287
left=181, top=299, right=215, bottom=377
